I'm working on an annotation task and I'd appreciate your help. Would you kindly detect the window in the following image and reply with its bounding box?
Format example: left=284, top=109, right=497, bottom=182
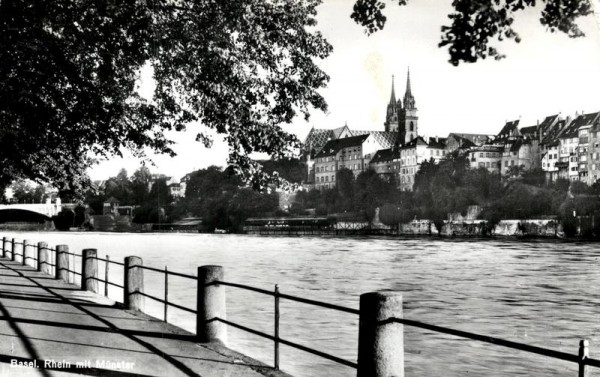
left=505, top=161, right=508, bottom=167
left=486, top=152, right=490, bottom=158
left=325, top=176, right=329, bottom=182
left=486, top=162, right=490, bottom=168
left=479, top=162, right=485, bottom=168
left=479, top=153, right=483, bottom=158
left=511, top=160, right=515, bottom=166
left=332, top=175, right=335, bottom=181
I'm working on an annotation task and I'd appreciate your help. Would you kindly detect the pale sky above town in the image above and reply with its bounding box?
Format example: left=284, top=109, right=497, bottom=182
left=88, top=0, right=600, bottom=181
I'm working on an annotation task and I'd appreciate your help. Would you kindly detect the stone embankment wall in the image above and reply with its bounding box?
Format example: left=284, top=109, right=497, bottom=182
left=396, top=219, right=562, bottom=237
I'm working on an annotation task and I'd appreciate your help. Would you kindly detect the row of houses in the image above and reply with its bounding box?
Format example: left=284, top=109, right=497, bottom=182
left=305, top=111, right=600, bottom=191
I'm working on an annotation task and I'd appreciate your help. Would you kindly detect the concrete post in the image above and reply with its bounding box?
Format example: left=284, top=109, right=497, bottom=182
left=11, top=238, right=16, bottom=261
left=124, top=256, right=144, bottom=311
left=197, top=265, right=227, bottom=344
left=56, top=245, right=69, bottom=282
left=357, top=291, right=404, bottom=377
left=23, top=240, right=32, bottom=266
left=14, top=239, right=24, bottom=264
left=37, top=242, right=48, bottom=273
left=81, top=249, right=98, bottom=293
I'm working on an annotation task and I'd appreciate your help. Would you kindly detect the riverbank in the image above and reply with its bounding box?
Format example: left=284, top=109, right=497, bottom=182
left=0, top=256, right=291, bottom=377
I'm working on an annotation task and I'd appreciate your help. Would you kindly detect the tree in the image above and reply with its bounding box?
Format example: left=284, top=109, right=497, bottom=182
left=104, top=169, right=132, bottom=204
left=130, top=166, right=152, bottom=205
left=11, top=180, right=46, bottom=203
left=1, top=0, right=331, bottom=193
left=351, top=0, right=592, bottom=65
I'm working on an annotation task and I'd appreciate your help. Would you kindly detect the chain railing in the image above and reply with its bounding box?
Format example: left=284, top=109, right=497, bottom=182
left=1, top=234, right=599, bottom=376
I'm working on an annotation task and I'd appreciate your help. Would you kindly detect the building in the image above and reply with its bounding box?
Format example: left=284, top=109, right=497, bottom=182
left=384, top=69, right=418, bottom=145
left=468, top=145, right=503, bottom=173
left=313, top=134, right=384, bottom=190
left=168, top=183, right=184, bottom=198
left=397, top=137, right=447, bottom=191
left=445, top=133, right=492, bottom=155
left=369, top=148, right=400, bottom=180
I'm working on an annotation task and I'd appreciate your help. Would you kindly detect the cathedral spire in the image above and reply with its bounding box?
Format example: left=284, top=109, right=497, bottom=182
left=389, top=75, right=396, bottom=104
left=403, top=67, right=415, bottom=110
left=405, top=68, right=412, bottom=98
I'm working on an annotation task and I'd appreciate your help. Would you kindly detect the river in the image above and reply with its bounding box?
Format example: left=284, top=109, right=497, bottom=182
left=1, top=231, right=599, bottom=376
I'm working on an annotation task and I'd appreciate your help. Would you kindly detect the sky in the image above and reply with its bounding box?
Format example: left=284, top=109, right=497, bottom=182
left=88, top=0, right=600, bottom=182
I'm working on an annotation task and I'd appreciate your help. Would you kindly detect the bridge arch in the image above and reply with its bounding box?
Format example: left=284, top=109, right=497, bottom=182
left=0, top=209, right=52, bottom=223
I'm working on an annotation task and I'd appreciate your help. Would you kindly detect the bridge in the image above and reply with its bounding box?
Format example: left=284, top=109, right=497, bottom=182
left=0, top=199, right=74, bottom=221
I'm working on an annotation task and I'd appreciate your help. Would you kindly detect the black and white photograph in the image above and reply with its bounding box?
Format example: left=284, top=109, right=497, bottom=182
left=1, top=0, right=600, bottom=376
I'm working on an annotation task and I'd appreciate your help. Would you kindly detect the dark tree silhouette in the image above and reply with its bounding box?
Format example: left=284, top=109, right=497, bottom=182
left=351, top=0, right=592, bottom=65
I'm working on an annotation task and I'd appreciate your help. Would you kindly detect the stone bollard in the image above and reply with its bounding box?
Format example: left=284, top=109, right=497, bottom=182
left=11, top=238, right=16, bottom=261
left=357, top=291, right=404, bottom=377
left=23, top=240, right=32, bottom=266
left=13, top=239, right=23, bottom=264
left=124, top=256, right=144, bottom=311
left=197, top=265, right=227, bottom=345
left=37, top=242, right=49, bottom=273
left=81, top=249, right=98, bottom=293
left=56, top=245, right=69, bottom=282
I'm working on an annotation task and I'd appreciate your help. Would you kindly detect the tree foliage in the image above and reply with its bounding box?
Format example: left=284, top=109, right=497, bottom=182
left=0, top=0, right=331, bottom=193
left=180, top=166, right=279, bottom=232
left=351, top=0, right=592, bottom=65
left=10, top=180, right=46, bottom=203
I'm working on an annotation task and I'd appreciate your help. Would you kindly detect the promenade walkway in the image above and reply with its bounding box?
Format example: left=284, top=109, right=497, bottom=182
left=0, top=258, right=291, bottom=377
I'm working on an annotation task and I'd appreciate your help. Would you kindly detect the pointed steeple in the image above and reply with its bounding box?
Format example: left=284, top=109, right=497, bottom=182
left=405, top=68, right=412, bottom=98
left=389, top=75, right=396, bottom=104
left=403, top=67, right=416, bottom=110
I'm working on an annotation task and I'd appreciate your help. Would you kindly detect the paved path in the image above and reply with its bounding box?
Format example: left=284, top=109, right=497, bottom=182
left=0, top=258, right=291, bottom=377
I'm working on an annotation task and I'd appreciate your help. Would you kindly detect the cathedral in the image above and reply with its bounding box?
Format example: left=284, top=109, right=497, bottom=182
left=384, top=69, right=418, bottom=145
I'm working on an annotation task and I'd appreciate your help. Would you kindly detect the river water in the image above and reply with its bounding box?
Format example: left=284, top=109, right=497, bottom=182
left=1, top=231, right=599, bottom=377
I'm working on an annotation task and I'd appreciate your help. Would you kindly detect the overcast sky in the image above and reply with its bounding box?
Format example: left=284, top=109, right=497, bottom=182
left=88, top=0, right=600, bottom=181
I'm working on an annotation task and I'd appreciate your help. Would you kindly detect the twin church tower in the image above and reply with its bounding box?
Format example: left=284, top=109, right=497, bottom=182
left=384, top=69, right=418, bottom=145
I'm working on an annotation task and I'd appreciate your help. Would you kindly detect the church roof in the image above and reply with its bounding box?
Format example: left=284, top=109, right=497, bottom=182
left=314, top=134, right=370, bottom=158
left=348, top=130, right=398, bottom=148
left=303, top=128, right=336, bottom=152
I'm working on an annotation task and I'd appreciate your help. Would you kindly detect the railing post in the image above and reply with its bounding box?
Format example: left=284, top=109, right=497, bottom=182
left=55, top=245, right=69, bottom=282
left=124, top=256, right=144, bottom=311
left=579, top=339, right=589, bottom=377
left=37, top=242, right=48, bottom=273
left=81, top=249, right=98, bottom=293
left=357, top=291, right=404, bottom=377
left=274, top=284, right=280, bottom=370
left=1, top=236, right=6, bottom=258
left=11, top=238, right=16, bottom=261
left=23, top=240, right=31, bottom=266
left=164, top=265, right=168, bottom=322
left=13, top=239, right=23, bottom=264
left=197, top=265, right=227, bottom=344
left=104, top=255, right=110, bottom=297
